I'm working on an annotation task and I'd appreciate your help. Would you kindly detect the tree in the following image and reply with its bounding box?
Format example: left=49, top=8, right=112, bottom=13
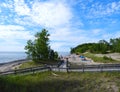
left=70, top=37, right=120, bottom=54
left=98, top=40, right=109, bottom=53
left=110, top=38, right=120, bottom=52
left=25, top=29, right=58, bottom=62
left=49, top=50, right=58, bottom=60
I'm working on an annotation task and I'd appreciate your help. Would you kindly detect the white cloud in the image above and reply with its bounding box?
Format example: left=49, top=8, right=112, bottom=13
left=114, top=31, right=120, bottom=38
left=31, top=1, right=72, bottom=28
left=0, top=25, right=33, bottom=51
left=49, top=27, right=104, bottom=51
left=0, top=25, right=24, bottom=30
left=0, top=30, right=33, bottom=40
left=103, top=31, right=120, bottom=40
left=12, top=0, right=74, bottom=51
left=14, top=0, right=30, bottom=16
left=86, top=1, right=120, bottom=18
left=1, top=0, right=112, bottom=52
left=50, top=28, right=71, bottom=41
left=0, top=0, right=14, bottom=9
left=0, top=41, right=25, bottom=51
left=0, top=25, right=33, bottom=40
left=13, top=0, right=72, bottom=28
left=111, top=2, right=120, bottom=11
left=50, top=42, right=65, bottom=51
left=1, top=0, right=74, bottom=51
left=92, top=29, right=102, bottom=35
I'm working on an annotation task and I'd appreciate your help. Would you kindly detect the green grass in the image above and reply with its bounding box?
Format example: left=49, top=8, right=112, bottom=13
left=84, top=52, right=119, bottom=63
left=0, top=72, right=120, bottom=92
left=19, top=60, right=59, bottom=69
left=19, top=61, right=43, bottom=69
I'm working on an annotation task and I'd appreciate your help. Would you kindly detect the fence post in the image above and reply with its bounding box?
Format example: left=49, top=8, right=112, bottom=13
left=82, top=64, right=84, bottom=73
left=14, top=69, right=17, bottom=75
left=100, top=65, right=103, bottom=72
left=58, top=66, right=60, bottom=72
left=49, top=66, right=52, bottom=71
left=66, top=58, right=69, bottom=73
left=31, top=68, right=34, bottom=74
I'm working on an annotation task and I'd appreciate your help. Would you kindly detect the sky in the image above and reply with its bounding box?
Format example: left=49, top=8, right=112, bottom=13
left=0, top=0, right=120, bottom=52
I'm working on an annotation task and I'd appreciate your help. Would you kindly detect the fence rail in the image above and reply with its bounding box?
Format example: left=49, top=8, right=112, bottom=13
left=1, top=63, right=120, bottom=76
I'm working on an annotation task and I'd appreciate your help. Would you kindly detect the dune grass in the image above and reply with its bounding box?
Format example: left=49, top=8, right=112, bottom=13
left=19, top=61, right=43, bottom=69
left=0, top=71, right=120, bottom=92
left=19, top=59, right=59, bottom=69
left=84, top=52, right=119, bottom=63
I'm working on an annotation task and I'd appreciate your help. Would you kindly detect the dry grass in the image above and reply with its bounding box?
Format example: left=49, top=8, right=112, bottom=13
left=84, top=52, right=120, bottom=63
left=0, top=72, right=120, bottom=92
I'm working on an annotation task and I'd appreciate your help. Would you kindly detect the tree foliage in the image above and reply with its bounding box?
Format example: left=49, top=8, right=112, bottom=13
left=25, top=29, right=58, bottom=62
left=71, top=37, right=120, bottom=54
left=110, top=38, right=120, bottom=52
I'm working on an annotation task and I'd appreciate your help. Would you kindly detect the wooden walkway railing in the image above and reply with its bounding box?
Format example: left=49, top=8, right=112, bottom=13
left=1, top=63, right=120, bottom=76
left=0, top=65, right=51, bottom=76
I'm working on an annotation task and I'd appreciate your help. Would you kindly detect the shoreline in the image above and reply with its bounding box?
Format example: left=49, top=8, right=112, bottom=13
left=0, top=59, right=29, bottom=65
left=0, top=59, right=31, bottom=72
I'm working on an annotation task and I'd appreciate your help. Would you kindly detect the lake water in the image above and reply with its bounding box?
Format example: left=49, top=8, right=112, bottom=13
left=0, top=52, right=70, bottom=63
left=0, top=52, right=27, bottom=63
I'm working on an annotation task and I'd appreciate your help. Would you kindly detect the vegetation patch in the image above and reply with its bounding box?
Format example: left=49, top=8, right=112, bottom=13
left=25, top=29, right=58, bottom=63
left=0, top=72, right=120, bottom=92
left=71, top=38, right=120, bottom=54
left=19, top=61, right=43, bottom=69
left=19, top=60, right=59, bottom=69
left=84, top=52, right=118, bottom=63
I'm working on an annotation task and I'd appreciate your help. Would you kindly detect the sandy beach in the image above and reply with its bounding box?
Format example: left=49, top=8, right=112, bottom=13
left=68, top=53, right=120, bottom=65
left=0, top=59, right=30, bottom=72
left=68, top=54, right=96, bottom=65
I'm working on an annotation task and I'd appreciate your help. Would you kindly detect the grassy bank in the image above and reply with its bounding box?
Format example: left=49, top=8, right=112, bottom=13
left=19, top=61, right=43, bottom=69
left=84, top=52, right=119, bottom=63
left=0, top=72, right=120, bottom=92
left=19, top=60, right=59, bottom=69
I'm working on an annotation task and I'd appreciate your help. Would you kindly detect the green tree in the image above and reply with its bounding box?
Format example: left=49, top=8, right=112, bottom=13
left=98, top=40, right=109, bottom=53
left=49, top=50, right=58, bottom=60
left=25, top=29, right=58, bottom=62
left=70, top=37, right=120, bottom=54
left=110, top=38, right=120, bottom=52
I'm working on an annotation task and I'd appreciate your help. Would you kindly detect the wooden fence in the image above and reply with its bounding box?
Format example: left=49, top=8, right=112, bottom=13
left=1, top=63, right=120, bottom=76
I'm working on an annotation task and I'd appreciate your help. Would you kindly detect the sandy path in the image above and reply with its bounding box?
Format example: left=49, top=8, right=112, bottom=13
left=95, top=53, right=120, bottom=61
left=0, top=59, right=30, bottom=72
left=68, top=54, right=96, bottom=65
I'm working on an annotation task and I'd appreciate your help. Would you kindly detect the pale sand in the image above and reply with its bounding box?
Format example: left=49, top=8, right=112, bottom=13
left=0, top=59, right=31, bottom=72
left=95, top=53, right=120, bottom=61
left=68, top=54, right=98, bottom=65
left=68, top=53, right=120, bottom=65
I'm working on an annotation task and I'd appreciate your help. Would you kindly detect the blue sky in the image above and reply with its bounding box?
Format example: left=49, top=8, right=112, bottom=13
left=0, top=0, right=120, bottom=52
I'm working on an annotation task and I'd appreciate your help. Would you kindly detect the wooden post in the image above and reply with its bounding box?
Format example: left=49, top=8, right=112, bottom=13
left=31, top=68, right=34, bottom=74
left=100, top=65, right=103, bottom=72
left=14, top=69, right=17, bottom=75
left=66, top=58, right=69, bottom=73
left=82, top=64, right=84, bottom=73
left=49, top=66, right=52, bottom=71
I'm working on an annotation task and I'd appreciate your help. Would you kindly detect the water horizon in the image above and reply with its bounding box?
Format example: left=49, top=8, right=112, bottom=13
left=0, top=52, right=27, bottom=63
left=0, top=51, right=70, bottom=63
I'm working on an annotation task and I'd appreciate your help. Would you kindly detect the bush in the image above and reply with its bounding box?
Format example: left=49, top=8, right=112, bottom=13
left=103, top=56, right=113, bottom=61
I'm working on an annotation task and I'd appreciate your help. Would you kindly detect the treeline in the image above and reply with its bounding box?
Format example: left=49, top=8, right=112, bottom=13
left=71, top=38, right=120, bottom=54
